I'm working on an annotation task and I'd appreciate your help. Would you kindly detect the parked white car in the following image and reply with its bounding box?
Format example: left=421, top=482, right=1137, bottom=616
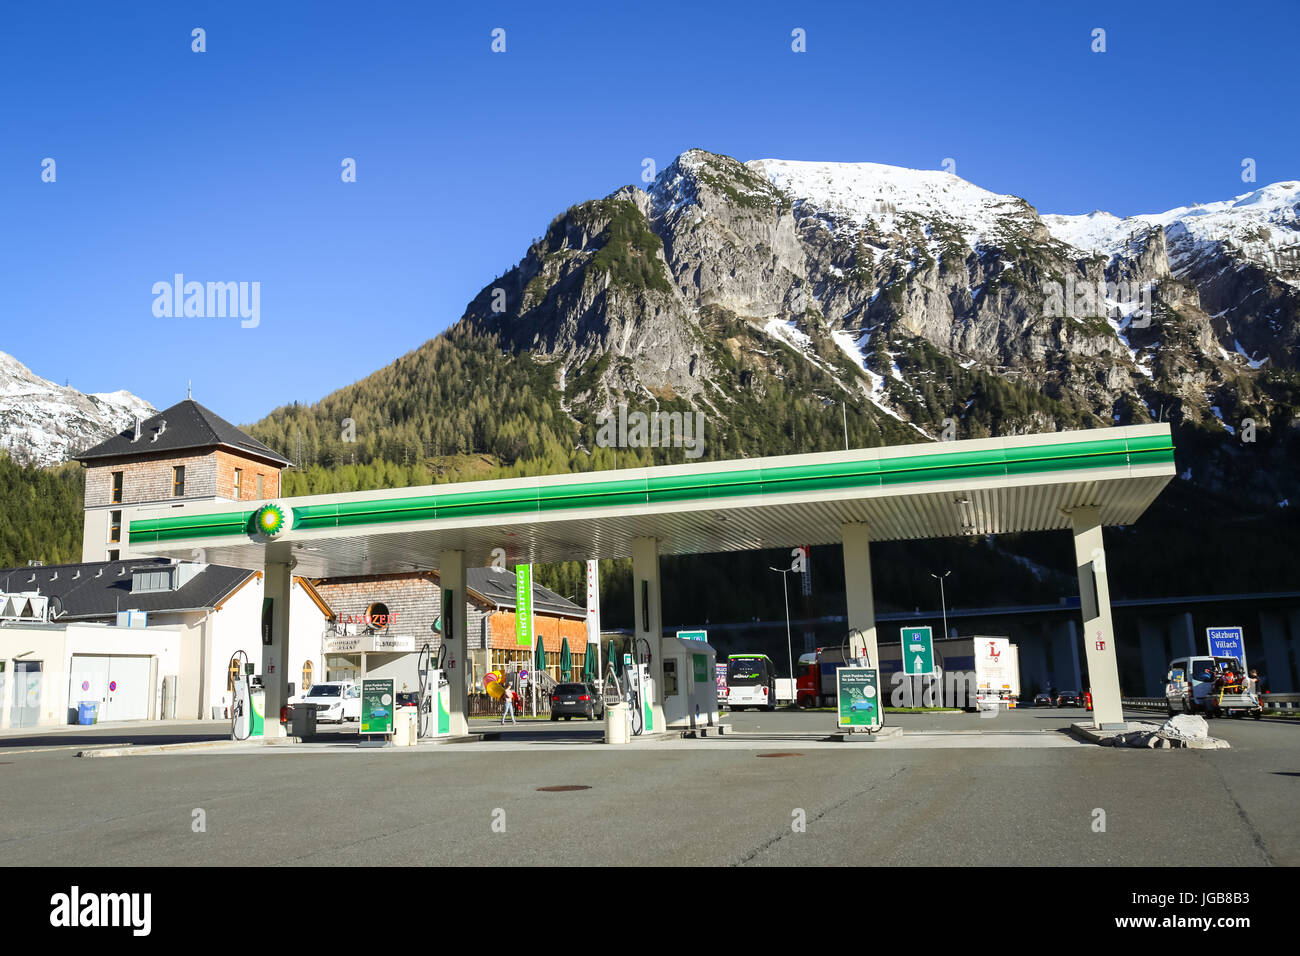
left=292, top=681, right=360, bottom=723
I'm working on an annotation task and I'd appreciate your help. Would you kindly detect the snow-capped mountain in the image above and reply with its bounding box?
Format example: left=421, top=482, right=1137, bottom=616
left=0, top=351, right=155, bottom=467
left=247, top=149, right=1297, bottom=512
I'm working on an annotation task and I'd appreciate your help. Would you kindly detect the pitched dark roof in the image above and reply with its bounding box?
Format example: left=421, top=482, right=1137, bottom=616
left=0, top=558, right=255, bottom=620
left=466, top=567, right=584, bottom=618
left=74, top=399, right=291, bottom=467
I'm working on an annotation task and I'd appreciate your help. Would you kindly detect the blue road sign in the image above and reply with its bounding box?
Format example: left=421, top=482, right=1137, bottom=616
left=1207, top=626, right=1246, bottom=669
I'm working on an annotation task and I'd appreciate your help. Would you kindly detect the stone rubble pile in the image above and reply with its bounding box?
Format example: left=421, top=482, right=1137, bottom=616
left=1100, top=714, right=1229, bottom=749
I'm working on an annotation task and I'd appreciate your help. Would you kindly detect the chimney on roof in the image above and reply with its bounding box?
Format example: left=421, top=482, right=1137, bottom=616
left=132, top=417, right=142, bottom=442
left=151, top=419, right=167, bottom=443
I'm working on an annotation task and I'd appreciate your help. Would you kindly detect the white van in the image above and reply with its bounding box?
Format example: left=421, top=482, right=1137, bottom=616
left=1165, top=657, right=1260, bottom=719
left=291, top=680, right=361, bottom=724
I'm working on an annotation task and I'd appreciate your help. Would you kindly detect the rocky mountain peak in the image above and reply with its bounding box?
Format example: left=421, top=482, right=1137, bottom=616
left=445, top=149, right=1300, bottom=505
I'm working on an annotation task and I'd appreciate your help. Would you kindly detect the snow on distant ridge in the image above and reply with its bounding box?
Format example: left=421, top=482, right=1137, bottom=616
left=1042, top=181, right=1300, bottom=279
left=744, top=157, right=1299, bottom=284
left=0, top=351, right=155, bottom=467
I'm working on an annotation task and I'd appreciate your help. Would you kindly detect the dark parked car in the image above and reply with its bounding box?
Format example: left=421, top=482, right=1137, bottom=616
left=1033, top=693, right=1053, bottom=707
left=1055, top=690, right=1083, bottom=707
left=550, top=682, right=603, bottom=721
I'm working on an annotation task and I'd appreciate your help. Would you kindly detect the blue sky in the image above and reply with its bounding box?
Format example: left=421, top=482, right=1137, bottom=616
left=2, top=0, right=1297, bottom=425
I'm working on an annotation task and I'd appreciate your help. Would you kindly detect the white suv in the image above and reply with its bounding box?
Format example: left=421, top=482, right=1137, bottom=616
left=293, top=681, right=360, bottom=723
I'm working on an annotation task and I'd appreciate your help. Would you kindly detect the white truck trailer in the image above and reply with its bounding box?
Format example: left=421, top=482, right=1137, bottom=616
left=798, top=636, right=1019, bottom=710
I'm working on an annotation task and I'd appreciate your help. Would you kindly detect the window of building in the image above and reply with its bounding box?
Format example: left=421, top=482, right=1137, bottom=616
left=111, top=471, right=123, bottom=504
left=109, top=510, right=122, bottom=544
left=301, top=661, right=313, bottom=693
left=233, top=468, right=242, bottom=499
left=172, top=465, right=185, bottom=497
left=107, top=549, right=120, bottom=561
left=256, top=473, right=264, bottom=498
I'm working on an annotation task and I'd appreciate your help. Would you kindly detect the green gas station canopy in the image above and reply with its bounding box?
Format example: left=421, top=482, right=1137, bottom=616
left=129, top=425, right=1175, bottom=576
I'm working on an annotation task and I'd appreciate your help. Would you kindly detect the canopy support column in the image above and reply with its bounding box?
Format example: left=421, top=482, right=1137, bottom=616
left=440, top=549, right=470, bottom=737
left=842, top=523, right=879, bottom=668
left=262, top=560, right=294, bottom=739
left=632, top=536, right=665, bottom=734
left=1068, top=506, right=1124, bottom=729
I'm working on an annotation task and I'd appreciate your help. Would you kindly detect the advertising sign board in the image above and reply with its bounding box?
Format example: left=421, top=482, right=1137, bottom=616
left=836, top=667, right=881, bottom=730
left=361, top=679, right=394, bottom=735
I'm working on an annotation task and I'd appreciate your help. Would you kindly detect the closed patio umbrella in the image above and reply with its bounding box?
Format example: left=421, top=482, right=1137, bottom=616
left=560, top=637, right=572, bottom=681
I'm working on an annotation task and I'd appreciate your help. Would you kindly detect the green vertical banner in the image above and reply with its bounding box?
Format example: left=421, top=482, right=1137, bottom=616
left=515, top=564, right=533, bottom=648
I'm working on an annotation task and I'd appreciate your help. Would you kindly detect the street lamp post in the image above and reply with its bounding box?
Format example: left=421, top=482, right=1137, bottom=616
left=929, top=570, right=951, bottom=707
left=930, top=570, right=951, bottom=640
left=769, top=565, right=795, bottom=690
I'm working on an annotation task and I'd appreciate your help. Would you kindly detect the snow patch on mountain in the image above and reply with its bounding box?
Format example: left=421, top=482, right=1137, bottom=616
left=829, top=329, right=928, bottom=433
left=748, top=158, right=1035, bottom=250
left=760, top=319, right=846, bottom=384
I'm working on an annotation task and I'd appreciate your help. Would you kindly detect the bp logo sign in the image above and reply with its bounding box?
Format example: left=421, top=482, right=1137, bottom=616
left=253, top=503, right=287, bottom=537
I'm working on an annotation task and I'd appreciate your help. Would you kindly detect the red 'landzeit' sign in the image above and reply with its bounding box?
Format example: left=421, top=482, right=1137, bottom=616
left=338, top=611, right=399, bottom=628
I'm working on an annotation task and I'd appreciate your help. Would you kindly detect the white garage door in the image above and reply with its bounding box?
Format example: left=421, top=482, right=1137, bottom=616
left=70, top=655, right=152, bottom=722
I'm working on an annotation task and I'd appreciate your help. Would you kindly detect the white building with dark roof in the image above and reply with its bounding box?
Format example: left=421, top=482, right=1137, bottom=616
left=0, top=557, right=330, bottom=727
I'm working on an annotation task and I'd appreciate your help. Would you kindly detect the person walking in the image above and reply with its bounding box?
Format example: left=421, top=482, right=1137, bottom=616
left=501, top=682, right=517, bottom=724
left=1247, top=668, right=1264, bottom=697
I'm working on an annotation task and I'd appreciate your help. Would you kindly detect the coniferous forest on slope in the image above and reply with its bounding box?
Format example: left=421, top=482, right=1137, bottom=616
left=4, top=325, right=1295, bottom=630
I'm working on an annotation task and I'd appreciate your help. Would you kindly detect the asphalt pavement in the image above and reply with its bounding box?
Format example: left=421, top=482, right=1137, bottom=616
left=0, top=707, right=1294, bottom=866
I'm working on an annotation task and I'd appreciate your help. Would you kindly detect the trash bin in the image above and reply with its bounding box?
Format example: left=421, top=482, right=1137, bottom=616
left=291, top=705, right=317, bottom=738
left=392, top=707, right=417, bottom=747
left=77, top=701, right=98, bottom=726
left=604, top=702, right=629, bottom=744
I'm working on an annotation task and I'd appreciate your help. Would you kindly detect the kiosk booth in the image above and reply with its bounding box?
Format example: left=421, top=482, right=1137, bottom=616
left=659, top=635, right=718, bottom=731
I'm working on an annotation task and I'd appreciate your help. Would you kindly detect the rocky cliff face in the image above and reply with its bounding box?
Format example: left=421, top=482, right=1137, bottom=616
left=460, top=150, right=1299, bottom=506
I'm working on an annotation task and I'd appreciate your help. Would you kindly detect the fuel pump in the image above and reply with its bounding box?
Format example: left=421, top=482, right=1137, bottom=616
left=627, top=638, right=655, bottom=736
left=416, top=642, right=450, bottom=738
left=230, top=654, right=266, bottom=740
left=845, top=628, right=869, bottom=668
